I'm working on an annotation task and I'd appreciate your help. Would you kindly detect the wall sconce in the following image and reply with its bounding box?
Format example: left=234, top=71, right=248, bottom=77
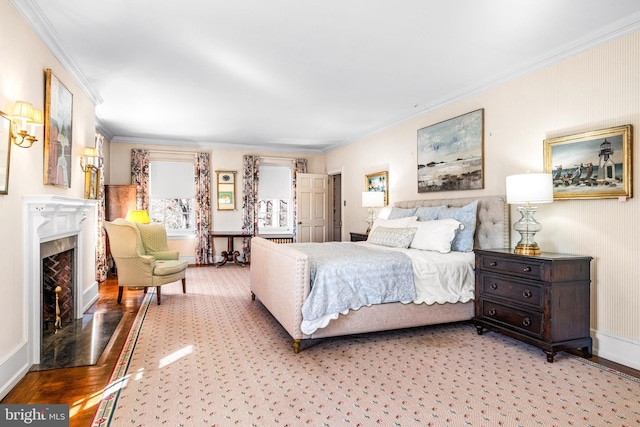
left=79, top=147, right=98, bottom=172
left=11, top=101, right=43, bottom=148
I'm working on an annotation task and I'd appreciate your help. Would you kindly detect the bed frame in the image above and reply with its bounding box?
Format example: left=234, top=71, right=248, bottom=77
left=250, top=195, right=509, bottom=353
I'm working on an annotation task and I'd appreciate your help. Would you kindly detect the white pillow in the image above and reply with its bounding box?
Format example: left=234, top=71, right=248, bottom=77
left=408, top=218, right=464, bottom=253
left=370, top=216, right=417, bottom=233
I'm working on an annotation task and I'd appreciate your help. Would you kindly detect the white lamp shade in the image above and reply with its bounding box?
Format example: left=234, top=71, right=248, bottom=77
left=506, top=173, right=553, bottom=204
left=362, top=191, right=385, bottom=207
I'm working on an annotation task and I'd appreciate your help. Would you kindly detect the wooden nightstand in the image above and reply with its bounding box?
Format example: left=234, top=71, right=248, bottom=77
left=473, top=248, right=592, bottom=362
left=349, top=232, right=368, bottom=242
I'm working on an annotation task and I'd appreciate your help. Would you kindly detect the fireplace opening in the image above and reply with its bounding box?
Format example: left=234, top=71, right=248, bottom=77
left=37, top=236, right=77, bottom=369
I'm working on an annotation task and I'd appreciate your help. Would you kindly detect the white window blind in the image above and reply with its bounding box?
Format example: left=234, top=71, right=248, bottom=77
left=259, top=165, right=291, bottom=200
left=150, top=162, right=195, bottom=198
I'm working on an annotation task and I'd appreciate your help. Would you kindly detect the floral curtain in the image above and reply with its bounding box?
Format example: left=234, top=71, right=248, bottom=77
left=131, top=149, right=150, bottom=210
left=292, top=158, right=307, bottom=242
left=194, top=153, right=212, bottom=264
left=95, top=132, right=108, bottom=282
left=241, top=155, right=260, bottom=257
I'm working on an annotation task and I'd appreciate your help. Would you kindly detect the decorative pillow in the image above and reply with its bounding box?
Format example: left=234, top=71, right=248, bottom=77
left=415, top=205, right=447, bottom=221
left=407, top=219, right=464, bottom=253
left=367, top=226, right=417, bottom=248
left=370, top=216, right=417, bottom=233
left=387, top=206, right=418, bottom=219
left=437, top=200, right=478, bottom=252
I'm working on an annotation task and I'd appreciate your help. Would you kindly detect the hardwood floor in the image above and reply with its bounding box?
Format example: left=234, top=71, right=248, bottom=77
left=2, top=274, right=639, bottom=427
left=1, top=277, right=145, bottom=427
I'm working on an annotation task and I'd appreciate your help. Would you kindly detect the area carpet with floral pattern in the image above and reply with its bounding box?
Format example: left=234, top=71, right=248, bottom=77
left=91, top=266, right=640, bottom=426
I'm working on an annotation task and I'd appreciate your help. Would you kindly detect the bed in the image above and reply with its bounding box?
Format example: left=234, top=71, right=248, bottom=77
left=250, top=195, right=509, bottom=353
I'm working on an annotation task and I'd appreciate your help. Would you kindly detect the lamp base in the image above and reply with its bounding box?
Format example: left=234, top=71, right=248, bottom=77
left=514, top=243, right=541, bottom=256
left=513, top=204, right=543, bottom=256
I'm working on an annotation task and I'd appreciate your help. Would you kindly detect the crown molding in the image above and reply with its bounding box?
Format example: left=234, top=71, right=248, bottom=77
left=343, top=11, right=640, bottom=149
left=10, top=0, right=103, bottom=106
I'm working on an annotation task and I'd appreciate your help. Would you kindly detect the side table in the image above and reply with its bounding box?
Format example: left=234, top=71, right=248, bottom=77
left=210, top=231, right=252, bottom=266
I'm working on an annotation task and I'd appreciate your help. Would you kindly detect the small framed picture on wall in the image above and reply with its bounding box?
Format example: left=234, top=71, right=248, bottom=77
left=216, top=171, right=236, bottom=210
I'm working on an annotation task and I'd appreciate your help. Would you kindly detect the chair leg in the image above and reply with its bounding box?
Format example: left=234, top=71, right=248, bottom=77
left=117, top=287, right=123, bottom=304
left=156, top=286, right=161, bottom=305
left=182, top=277, right=186, bottom=293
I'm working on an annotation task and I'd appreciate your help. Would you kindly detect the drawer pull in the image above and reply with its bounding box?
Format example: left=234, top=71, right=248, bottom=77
left=489, top=261, right=497, bottom=266
left=522, top=317, right=531, bottom=327
left=490, top=283, right=498, bottom=290
left=523, top=267, right=531, bottom=272
left=488, top=308, right=496, bottom=316
left=522, top=290, right=532, bottom=298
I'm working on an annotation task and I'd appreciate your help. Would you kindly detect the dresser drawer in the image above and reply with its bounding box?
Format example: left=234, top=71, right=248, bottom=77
left=479, top=300, right=543, bottom=339
left=478, top=254, right=545, bottom=281
left=478, top=273, right=543, bottom=308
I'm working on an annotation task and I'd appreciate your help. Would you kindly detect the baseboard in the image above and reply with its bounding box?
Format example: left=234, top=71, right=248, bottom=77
left=82, top=280, right=99, bottom=313
left=0, top=342, right=30, bottom=401
left=593, top=328, right=640, bottom=371
left=181, top=255, right=196, bottom=264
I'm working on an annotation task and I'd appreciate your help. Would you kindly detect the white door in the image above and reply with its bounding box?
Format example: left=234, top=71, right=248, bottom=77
left=296, top=173, right=328, bottom=242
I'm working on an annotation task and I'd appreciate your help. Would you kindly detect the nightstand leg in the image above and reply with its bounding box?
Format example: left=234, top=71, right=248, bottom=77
left=545, top=351, right=556, bottom=363
left=475, top=325, right=484, bottom=335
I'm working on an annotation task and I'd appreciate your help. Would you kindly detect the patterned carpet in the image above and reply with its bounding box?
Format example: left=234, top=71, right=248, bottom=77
left=91, top=266, right=640, bottom=426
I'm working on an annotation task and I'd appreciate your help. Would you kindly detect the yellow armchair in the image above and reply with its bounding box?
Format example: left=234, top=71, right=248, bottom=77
left=104, top=218, right=187, bottom=305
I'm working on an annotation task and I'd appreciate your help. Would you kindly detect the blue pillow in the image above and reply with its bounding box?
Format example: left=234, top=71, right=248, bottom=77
left=437, top=200, right=478, bottom=252
left=387, top=207, right=418, bottom=219
left=415, top=205, right=447, bottom=221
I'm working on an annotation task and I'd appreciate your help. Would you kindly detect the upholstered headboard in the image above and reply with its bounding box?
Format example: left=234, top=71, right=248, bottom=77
left=394, top=195, right=509, bottom=250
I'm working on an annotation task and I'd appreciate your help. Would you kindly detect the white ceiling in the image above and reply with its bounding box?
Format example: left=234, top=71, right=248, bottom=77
left=12, top=0, right=640, bottom=153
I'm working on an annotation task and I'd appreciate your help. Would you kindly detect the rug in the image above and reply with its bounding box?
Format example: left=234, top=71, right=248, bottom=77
left=92, top=266, right=640, bottom=426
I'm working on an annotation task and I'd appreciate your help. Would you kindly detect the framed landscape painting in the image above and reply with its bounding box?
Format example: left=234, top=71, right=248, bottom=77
left=44, top=68, right=73, bottom=187
left=543, top=125, right=632, bottom=200
left=417, top=109, right=484, bottom=193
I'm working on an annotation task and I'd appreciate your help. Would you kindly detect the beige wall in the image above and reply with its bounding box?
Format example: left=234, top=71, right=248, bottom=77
left=0, top=0, right=98, bottom=398
left=326, top=29, right=640, bottom=369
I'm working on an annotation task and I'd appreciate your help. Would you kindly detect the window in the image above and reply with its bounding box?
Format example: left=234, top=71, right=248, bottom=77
left=149, top=158, right=195, bottom=237
left=258, top=162, right=293, bottom=234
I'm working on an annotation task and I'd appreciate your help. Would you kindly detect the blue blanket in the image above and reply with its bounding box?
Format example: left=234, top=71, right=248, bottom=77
left=292, top=242, right=416, bottom=334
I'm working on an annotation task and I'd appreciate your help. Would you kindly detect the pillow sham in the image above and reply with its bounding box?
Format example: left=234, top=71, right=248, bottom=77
left=366, top=226, right=417, bottom=248
left=437, top=200, right=478, bottom=252
left=387, top=206, right=418, bottom=219
left=369, top=216, right=417, bottom=233
left=408, top=218, right=464, bottom=253
left=414, top=205, right=447, bottom=221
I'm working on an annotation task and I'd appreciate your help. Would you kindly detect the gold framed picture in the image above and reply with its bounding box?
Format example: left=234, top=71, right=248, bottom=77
left=44, top=68, right=73, bottom=187
left=544, top=125, right=632, bottom=200
left=0, top=111, right=11, bottom=195
left=84, top=168, right=99, bottom=199
left=365, top=171, right=388, bottom=206
left=217, top=170, right=236, bottom=210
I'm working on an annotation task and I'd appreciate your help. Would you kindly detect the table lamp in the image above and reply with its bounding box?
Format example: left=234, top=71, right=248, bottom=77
left=506, top=173, right=553, bottom=255
left=362, top=191, right=385, bottom=234
left=125, top=209, right=151, bottom=224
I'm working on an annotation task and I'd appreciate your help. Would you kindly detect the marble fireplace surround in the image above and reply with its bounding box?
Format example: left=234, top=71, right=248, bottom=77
left=23, top=195, right=95, bottom=365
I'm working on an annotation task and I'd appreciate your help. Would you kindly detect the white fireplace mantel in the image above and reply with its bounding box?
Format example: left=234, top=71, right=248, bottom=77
left=23, top=195, right=97, bottom=364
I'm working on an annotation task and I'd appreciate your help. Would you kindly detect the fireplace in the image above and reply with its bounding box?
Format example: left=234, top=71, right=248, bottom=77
left=41, top=236, right=76, bottom=332
left=24, top=195, right=95, bottom=365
